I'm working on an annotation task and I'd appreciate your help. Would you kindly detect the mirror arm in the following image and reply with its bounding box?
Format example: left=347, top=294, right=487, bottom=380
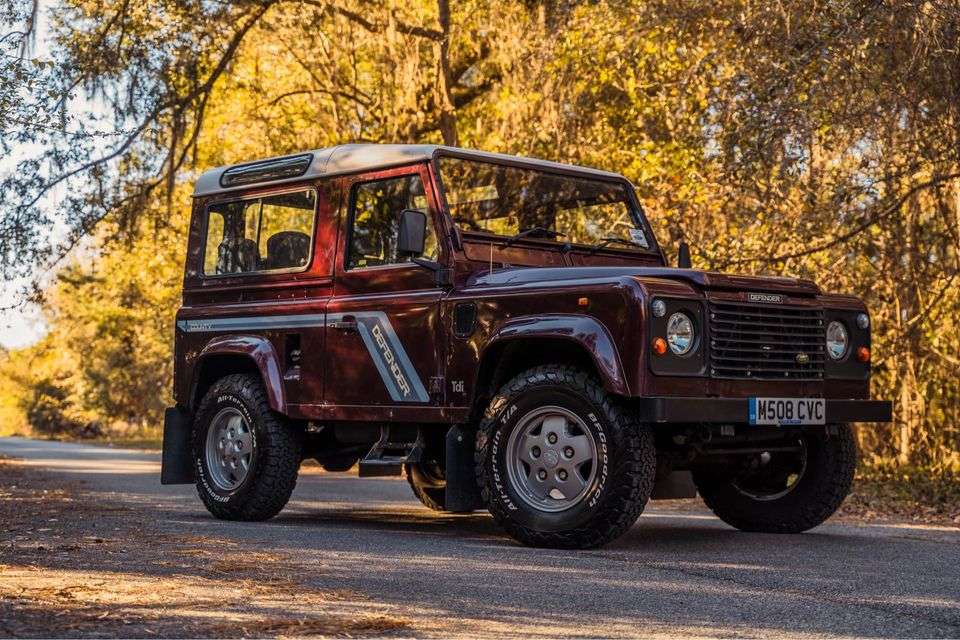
left=677, top=241, right=692, bottom=269
left=412, top=257, right=454, bottom=287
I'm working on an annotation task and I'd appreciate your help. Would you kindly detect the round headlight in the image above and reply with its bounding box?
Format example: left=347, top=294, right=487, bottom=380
left=666, top=312, right=695, bottom=355
left=856, top=313, right=869, bottom=330
left=651, top=299, right=667, bottom=318
left=826, top=321, right=849, bottom=360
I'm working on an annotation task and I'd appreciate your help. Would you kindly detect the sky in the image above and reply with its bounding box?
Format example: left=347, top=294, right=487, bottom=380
left=1, top=1, right=57, bottom=349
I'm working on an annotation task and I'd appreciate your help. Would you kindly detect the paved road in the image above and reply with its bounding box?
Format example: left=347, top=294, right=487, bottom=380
left=2, top=436, right=959, bottom=638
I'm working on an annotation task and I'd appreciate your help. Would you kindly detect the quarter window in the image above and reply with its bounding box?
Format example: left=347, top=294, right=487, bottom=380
left=202, top=190, right=316, bottom=276
left=348, top=174, right=437, bottom=269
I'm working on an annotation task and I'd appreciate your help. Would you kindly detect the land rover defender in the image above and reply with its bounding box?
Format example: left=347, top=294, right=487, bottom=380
left=161, top=144, right=892, bottom=548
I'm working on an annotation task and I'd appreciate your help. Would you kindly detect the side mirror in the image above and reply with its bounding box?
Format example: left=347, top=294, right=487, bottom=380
left=397, top=209, right=427, bottom=256
left=677, top=241, right=692, bottom=269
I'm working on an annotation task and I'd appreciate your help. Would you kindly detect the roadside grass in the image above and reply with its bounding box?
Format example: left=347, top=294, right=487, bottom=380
left=843, top=463, right=960, bottom=525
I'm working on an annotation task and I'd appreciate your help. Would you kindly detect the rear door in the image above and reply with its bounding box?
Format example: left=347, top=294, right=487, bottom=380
left=324, top=164, right=445, bottom=410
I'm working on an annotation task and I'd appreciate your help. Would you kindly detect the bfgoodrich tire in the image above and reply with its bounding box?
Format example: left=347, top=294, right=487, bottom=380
left=476, top=365, right=655, bottom=549
left=693, top=424, right=857, bottom=533
left=192, top=374, right=302, bottom=521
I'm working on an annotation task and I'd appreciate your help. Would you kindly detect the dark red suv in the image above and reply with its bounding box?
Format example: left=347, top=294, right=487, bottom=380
left=161, top=144, right=891, bottom=548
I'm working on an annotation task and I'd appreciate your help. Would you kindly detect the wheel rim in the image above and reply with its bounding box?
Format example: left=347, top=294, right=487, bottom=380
left=731, top=439, right=808, bottom=501
left=205, top=407, right=255, bottom=491
left=506, top=406, right=599, bottom=513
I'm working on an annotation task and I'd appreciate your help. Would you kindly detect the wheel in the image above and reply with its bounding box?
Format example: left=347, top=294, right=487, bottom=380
left=192, top=373, right=302, bottom=521
left=692, top=424, right=857, bottom=533
left=405, top=461, right=448, bottom=511
left=476, top=365, right=655, bottom=549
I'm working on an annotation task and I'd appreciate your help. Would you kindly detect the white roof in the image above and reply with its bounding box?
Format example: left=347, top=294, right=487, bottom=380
left=192, top=143, right=626, bottom=197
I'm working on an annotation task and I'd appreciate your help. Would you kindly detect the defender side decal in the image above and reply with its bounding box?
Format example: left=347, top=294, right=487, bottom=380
left=327, top=312, right=430, bottom=403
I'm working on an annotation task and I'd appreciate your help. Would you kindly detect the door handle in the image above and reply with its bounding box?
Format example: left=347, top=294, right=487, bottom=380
left=330, top=315, right=358, bottom=332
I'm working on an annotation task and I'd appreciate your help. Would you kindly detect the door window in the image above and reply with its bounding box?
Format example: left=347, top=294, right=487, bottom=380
left=347, top=174, right=437, bottom=269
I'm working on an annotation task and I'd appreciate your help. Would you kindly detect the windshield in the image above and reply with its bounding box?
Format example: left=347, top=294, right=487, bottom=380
left=437, top=157, right=651, bottom=250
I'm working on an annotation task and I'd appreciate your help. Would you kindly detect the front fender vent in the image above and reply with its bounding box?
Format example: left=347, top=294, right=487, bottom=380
left=453, top=303, right=477, bottom=338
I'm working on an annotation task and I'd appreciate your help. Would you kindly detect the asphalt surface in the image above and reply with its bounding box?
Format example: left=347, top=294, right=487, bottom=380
left=1, top=436, right=958, bottom=638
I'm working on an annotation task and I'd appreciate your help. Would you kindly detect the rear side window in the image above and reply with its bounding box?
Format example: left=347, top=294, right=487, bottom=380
left=347, top=174, right=437, bottom=269
left=202, top=189, right=316, bottom=276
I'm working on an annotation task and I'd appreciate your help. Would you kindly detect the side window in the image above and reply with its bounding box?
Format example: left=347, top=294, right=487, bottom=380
left=348, top=174, right=437, bottom=269
left=202, top=189, right=316, bottom=275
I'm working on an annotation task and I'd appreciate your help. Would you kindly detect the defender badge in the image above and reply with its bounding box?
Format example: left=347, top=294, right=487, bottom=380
left=747, top=292, right=784, bottom=304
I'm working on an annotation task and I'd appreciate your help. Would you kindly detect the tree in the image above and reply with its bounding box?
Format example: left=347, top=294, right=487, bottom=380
left=1, top=0, right=958, bottom=469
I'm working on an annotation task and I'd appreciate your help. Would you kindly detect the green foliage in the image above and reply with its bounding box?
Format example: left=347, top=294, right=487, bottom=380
left=23, top=377, right=88, bottom=437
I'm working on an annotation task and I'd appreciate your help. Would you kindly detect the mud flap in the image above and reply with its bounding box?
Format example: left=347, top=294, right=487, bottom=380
left=445, top=424, right=484, bottom=512
left=651, top=470, right=697, bottom=500
left=161, top=406, right=194, bottom=485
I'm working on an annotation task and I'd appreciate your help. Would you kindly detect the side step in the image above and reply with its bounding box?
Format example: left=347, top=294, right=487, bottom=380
left=358, top=425, right=423, bottom=478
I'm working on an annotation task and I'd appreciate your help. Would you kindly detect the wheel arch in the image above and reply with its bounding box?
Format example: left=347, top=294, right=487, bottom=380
left=471, top=314, right=629, bottom=420
left=188, top=335, right=287, bottom=413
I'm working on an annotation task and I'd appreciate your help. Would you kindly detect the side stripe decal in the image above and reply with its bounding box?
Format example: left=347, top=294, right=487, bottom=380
left=176, top=315, right=326, bottom=333
left=176, top=311, right=429, bottom=404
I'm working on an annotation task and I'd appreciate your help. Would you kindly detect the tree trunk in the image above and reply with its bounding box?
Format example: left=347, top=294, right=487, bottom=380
left=436, top=0, right=458, bottom=146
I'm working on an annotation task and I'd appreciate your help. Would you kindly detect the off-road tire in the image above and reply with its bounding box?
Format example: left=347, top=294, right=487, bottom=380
left=405, top=463, right=447, bottom=511
left=476, top=365, right=655, bottom=549
left=193, top=374, right=302, bottom=521
left=693, top=424, right=857, bottom=533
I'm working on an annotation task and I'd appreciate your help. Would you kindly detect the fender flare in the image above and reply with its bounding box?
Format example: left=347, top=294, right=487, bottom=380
left=481, top=314, right=629, bottom=395
left=191, top=335, right=286, bottom=413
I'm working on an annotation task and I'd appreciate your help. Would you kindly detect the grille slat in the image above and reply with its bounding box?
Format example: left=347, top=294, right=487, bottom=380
left=717, top=340, right=823, bottom=354
left=712, top=318, right=822, bottom=331
left=712, top=354, right=824, bottom=364
left=709, top=300, right=825, bottom=380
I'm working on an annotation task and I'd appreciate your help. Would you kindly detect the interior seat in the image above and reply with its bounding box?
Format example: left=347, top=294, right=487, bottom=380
left=264, top=231, right=311, bottom=270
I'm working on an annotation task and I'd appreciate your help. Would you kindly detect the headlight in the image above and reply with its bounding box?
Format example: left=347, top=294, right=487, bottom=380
left=826, top=321, right=849, bottom=360
left=666, top=312, right=695, bottom=355
left=856, top=313, right=869, bottom=329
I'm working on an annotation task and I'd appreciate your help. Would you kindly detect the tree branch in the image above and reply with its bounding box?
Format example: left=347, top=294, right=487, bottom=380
left=718, top=172, right=960, bottom=268
left=300, top=0, right=442, bottom=40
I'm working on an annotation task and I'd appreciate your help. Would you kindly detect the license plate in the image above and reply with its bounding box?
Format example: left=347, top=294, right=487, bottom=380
left=749, top=397, right=825, bottom=426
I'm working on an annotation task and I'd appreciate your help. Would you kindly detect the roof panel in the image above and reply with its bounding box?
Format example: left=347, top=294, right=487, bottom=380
left=192, top=144, right=625, bottom=197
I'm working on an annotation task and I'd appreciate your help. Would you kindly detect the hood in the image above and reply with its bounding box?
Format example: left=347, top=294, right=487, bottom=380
left=466, top=266, right=820, bottom=295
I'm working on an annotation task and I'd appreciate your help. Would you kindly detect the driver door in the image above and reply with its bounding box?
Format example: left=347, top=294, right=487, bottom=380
left=324, top=164, right=444, bottom=410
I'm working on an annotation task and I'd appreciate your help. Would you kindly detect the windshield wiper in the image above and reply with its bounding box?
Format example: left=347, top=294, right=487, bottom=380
left=588, top=237, right=640, bottom=255
left=504, top=226, right=566, bottom=247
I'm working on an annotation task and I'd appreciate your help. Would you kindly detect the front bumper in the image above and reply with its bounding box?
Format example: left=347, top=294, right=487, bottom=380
left=636, top=397, right=892, bottom=424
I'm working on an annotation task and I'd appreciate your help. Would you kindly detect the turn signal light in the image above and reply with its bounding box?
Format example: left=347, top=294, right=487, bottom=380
left=652, top=337, right=668, bottom=356
left=857, top=346, right=871, bottom=363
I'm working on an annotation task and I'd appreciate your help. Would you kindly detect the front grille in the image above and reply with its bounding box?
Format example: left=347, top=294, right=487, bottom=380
left=709, top=301, right=825, bottom=380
